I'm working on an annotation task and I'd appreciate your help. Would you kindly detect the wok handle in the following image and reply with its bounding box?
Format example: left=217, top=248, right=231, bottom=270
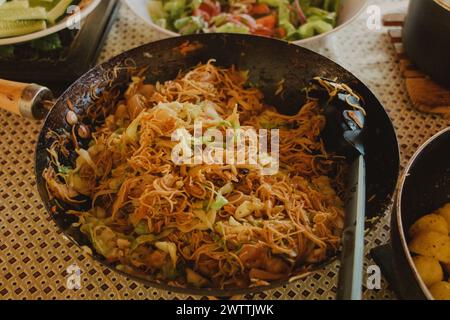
left=0, top=79, right=53, bottom=120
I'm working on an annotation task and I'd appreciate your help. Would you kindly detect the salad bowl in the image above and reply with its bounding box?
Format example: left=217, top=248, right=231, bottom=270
left=124, top=0, right=367, bottom=45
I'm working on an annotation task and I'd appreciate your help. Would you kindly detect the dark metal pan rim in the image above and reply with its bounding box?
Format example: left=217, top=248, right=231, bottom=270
left=33, top=33, right=400, bottom=297
left=395, top=127, right=450, bottom=300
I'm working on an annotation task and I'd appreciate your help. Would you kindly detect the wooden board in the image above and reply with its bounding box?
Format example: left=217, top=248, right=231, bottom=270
left=383, top=13, right=450, bottom=116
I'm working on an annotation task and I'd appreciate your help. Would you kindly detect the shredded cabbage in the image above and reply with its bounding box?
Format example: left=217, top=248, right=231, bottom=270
left=211, top=193, right=228, bottom=211
left=125, top=111, right=147, bottom=142
left=235, top=198, right=264, bottom=219
left=75, top=148, right=98, bottom=175
left=131, top=228, right=174, bottom=250
left=155, top=241, right=178, bottom=266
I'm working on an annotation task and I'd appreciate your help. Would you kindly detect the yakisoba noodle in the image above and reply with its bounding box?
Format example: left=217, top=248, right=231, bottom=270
left=44, top=60, right=346, bottom=289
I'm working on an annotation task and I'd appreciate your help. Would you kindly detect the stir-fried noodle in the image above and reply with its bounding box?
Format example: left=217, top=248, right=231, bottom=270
left=44, top=61, right=346, bottom=289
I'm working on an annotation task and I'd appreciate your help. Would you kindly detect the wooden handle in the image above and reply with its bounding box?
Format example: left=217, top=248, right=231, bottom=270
left=0, top=79, right=53, bottom=119
left=0, top=79, right=29, bottom=116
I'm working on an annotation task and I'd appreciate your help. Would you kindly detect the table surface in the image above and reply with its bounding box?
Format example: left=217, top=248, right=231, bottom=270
left=0, top=0, right=449, bottom=300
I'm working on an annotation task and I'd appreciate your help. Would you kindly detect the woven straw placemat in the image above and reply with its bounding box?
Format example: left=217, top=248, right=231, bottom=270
left=0, top=0, right=449, bottom=300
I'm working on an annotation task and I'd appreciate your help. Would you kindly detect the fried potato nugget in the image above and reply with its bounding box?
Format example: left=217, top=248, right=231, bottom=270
left=437, top=203, right=450, bottom=228
left=429, top=281, right=450, bottom=300
left=409, top=231, right=450, bottom=263
left=412, top=255, right=443, bottom=286
left=409, top=214, right=448, bottom=238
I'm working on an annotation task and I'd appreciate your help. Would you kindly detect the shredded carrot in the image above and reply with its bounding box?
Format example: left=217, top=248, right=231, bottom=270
left=277, top=27, right=287, bottom=39
left=256, top=15, right=277, bottom=30
left=250, top=3, right=271, bottom=15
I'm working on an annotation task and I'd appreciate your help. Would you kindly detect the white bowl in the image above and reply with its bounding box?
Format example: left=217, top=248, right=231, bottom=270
left=0, top=0, right=101, bottom=46
left=124, top=0, right=367, bottom=45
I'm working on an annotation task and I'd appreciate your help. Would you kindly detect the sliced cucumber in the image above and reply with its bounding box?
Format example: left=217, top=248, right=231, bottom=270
left=0, top=1, right=30, bottom=9
left=0, top=19, right=46, bottom=38
left=46, top=0, right=73, bottom=24
left=29, top=0, right=56, bottom=11
left=0, top=0, right=76, bottom=38
left=0, top=7, right=47, bottom=20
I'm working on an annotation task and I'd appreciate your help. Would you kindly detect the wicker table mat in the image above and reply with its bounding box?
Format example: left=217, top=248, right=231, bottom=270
left=1, top=0, right=449, bottom=300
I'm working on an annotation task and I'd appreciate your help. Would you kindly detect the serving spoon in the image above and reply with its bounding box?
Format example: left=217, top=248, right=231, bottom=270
left=309, top=78, right=367, bottom=300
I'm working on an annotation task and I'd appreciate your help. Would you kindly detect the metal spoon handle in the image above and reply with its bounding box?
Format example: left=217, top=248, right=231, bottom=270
left=337, top=155, right=366, bottom=300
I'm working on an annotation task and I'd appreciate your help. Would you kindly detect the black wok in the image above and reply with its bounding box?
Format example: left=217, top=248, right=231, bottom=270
left=391, top=128, right=450, bottom=300
left=33, top=34, right=400, bottom=297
